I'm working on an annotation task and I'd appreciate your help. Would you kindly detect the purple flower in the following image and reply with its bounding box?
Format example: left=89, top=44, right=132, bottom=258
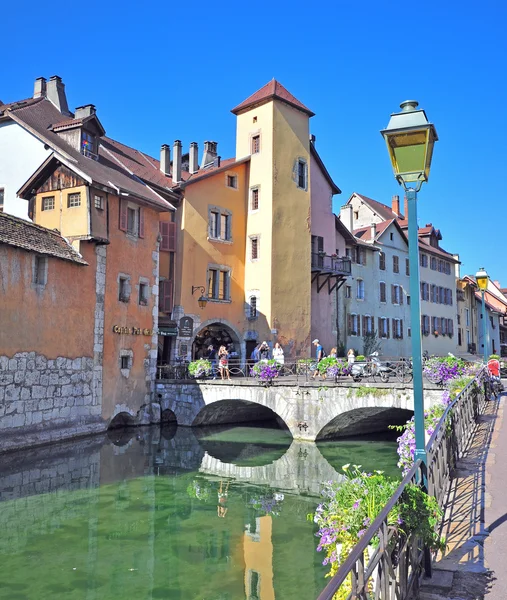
left=358, top=529, right=366, bottom=538
left=353, top=500, right=361, bottom=510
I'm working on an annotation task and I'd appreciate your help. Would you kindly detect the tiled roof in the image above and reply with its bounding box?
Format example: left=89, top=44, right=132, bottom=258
left=0, top=212, right=88, bottom=265
left=334, top=215, right=359, bottom=245
left=0, top=96, right=42, bottom=114
left=181, top=157, right=249, bottom=187
left=231, top=79, right=315, bottom=117
left=8, top=99, right=174, bottom=211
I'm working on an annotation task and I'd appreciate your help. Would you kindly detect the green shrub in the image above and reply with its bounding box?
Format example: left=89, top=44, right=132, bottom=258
left=355, top=355, right=365, bottom=362
left=188, top=359, right=212, bottom=378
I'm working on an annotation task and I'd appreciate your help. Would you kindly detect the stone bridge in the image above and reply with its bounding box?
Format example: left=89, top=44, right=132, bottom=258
left=155, top=381, right=444, bottom=441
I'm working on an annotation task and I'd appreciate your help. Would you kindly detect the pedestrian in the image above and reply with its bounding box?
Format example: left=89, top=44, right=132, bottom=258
left=250, top=343, right=260, bottom=376
left=273, top=342, right=284, bottom=366
left=330, top=347, right=337, bottom=358
left=217, top=480, right=230, bottom=518
left=347, top=349, right=355, bottom=366
left=207, top=345, right=217, bottom=379
left=259, top=341, right=270, bottom=362
left=312, top=339, right=325, bottom=379
left=218, top=345, right=231, bottom=381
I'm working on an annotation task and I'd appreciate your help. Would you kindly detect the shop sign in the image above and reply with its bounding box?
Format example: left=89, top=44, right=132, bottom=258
left=178, top=317, right=194, bottom=338
left=113, top=325, right=154, bottom=336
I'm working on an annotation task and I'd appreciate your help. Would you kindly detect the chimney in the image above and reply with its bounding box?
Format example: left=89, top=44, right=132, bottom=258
left=189, top=142, right=199, bottom=174
left=200, top=141, right=218, bottom=168
left=370, top=222, right=376, bottom=240
left=391, top=194, right=401, bottom=217
left=160, top=144, right=170, bottom=176
left=404, top=195, right=408, bottom=220
left=340, top=204, right=353, bottom=232
left=310, top=134, right=316, bottom=145
left=173, top=140, right=182, bottom=183
left=46, top=75, right=71, bottom=115
left=494, top=280, right=501, bottom=288
left=74, top=104, right=96, bottom=119
left=33, top=77, right=47, bottom=99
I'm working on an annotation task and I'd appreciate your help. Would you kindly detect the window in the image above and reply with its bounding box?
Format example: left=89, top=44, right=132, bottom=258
left=390, top=232, right=394, bottom=241
left=420, top=281, right=429, bottom=301
left=159, top=222, right=176, bottom=252
left=447, top=289, right=453, bottom=305
left=251, top=187, right=259, bottom=211
left=0, top=188, right=4, bottom=212
left=392, top=284, right=402, bottom=305
left=393, top=318, right=403, bottom=339
left=356, top=247, right=366, bottom=266
left=208, top=208, right=232, bottom=242
left=420, top=254, right=428, bottom=268
left=421, top=314, right=430, bottom=336
left=363, top=315, right=373, bottom=334
left=393, top=255, right=399, bottom=273
left=439, top=286, right=445, bottom=304
left=379, top=317, right=389, bottom=339
left=207, top=267, right=231, bottom=301
left=408, top=328, right=412, bottom=337
left=159, top=279, right=173, bottom=313
left=127, top=207, right=137, bottom=235
left=379, top=252, right=386, bottom=270
left=430, top=284, right=437, bottom=303
left=297, top=160, right=307, bottom=189
left=94, top=194, right=104, bottom=210
left=249, top=296, right=257, bottom=320
left=445, top=262, right=451, bottom=275
left=379, top=282, right=387, bottom=303
left=250, top=236, right=259, bottom=260
left=81, top=131, right=96, bottom=157
left=466, top=308, right=470, bottom=327
left=348, top=313, right=359, bottom=336
left=345, top=285, right=351, bottom=298
left=119, top=201, right=144, bottom=238
left=67, top=192, right=81, bottom=208
left=356, top=279, right=364, bottom=300
left=33, top=256, right=47, bottom=285
left=430, top=256, right=437, bottom=270
left=405, top=258, right=410, bottom=276
left=448, top=319, right=454, bottom=337
left=119, top=276, right=130, bottom=302
left=251, top=135, right=260, bottom=154
left=249, top=571, right=260, bottom=600
left=354, top=210, right=359, bottom=220
left=442, top=318, right=447, bottom=335
left=41, top=196, right=55, bottom=211
left=226, top=174, right=238, bottom=189
left=121, top=356, right=129, bottom=370
left=139, top=282, right=148, bottom=305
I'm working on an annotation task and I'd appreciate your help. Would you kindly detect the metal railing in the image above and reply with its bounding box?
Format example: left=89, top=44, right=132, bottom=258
left=311, top=253, right=352, bottom=275
left=316, top=367, right=488, bottom=600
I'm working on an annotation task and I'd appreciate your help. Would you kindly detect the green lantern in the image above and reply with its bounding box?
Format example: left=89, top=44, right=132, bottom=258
left=381, top=100, right=438, bottom=186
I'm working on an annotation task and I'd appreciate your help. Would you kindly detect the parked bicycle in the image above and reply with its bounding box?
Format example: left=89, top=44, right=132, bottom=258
left=350, top=352, right=391, bottom=383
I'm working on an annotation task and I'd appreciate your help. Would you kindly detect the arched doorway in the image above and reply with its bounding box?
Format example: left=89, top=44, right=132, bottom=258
left=192, top=322, right=242, bottom=365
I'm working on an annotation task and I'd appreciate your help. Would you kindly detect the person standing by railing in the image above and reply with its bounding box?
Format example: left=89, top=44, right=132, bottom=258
left=218, top=345, right=231, bottom=381
left=273, top=342, right=284, bottom=366
left=312, top=339, right=325, bottom=379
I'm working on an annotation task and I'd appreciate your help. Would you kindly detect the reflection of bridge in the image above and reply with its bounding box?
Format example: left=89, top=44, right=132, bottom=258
left=199, top=441, right=341, bottom=496
left=155, top=381, right=444, bottom=441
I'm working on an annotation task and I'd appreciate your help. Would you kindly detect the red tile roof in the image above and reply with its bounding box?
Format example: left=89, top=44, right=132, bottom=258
left=181, top=157, right=249, bottom=187
left=231, top=79, right=315, bottom=117
left=0, top=212, right=88, bottom=265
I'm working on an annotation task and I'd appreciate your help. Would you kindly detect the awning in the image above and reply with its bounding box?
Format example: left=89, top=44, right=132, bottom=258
left=158, top=327, right=178, bottom=337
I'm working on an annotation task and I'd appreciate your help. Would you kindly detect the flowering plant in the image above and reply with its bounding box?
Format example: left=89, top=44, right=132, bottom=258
left=317, top=357, right=351, bottom=378
left=188, top=359, right=212, bottom=378
left=250, top=491, right=285, bottom=516
left=423, top=356, right=467, bottom=384
left=313, top=465, right=444, bottom=593
left=250, top=359, right=280, bottom=384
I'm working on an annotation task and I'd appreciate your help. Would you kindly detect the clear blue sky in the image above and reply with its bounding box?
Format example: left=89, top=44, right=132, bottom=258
left=3, top=0, right=507, bottom=284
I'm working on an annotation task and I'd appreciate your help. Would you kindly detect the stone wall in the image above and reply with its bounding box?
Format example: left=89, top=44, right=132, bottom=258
left=0, top=351, right=103, bottom=452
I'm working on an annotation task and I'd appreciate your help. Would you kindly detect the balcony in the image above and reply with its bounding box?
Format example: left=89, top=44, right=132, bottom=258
left=311, top=253, right=351, bottom=294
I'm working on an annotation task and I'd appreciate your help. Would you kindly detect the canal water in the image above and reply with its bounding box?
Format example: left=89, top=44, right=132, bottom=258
left=0, top=423, right=400, bottom=600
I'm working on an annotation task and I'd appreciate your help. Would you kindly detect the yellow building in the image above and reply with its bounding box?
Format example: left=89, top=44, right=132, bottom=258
left=169, top=80, right=347, bottom=363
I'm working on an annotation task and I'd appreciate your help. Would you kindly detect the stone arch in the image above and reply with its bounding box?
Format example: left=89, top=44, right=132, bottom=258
left=108, top=411, right=136, bottom=429
left=161, top=408, right=177, bottom=424
left=192, top=318, right=245, bottom=365
left=192, top=399, right=291, bottom=433
left=316, top=407, right=413, bottom=440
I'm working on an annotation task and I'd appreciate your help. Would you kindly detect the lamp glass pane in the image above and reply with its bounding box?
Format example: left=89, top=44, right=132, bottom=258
left=388, top=131, right=428, bottom=174
left=476, top=277, right=488, bottom=291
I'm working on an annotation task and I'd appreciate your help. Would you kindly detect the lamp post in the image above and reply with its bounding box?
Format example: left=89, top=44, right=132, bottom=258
left=475, top=268, right=489, bottom=362
left=381, top=100, right=438, bottom=465
left=191, top=285, right=208, bottom=310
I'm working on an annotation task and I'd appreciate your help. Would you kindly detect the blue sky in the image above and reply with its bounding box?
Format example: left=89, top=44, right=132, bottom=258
left=3, top=0, right=507, bottom=283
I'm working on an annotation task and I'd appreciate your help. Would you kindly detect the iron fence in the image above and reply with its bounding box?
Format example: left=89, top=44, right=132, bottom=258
left=316, top=366, right=488, bottom=600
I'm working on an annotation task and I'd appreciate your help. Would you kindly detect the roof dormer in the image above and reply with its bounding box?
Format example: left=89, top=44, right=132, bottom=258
left=51, top=104, right=105, bottom=160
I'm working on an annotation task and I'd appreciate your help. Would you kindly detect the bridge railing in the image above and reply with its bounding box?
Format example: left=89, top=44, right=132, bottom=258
left=315, top=366, right=488, bottom=600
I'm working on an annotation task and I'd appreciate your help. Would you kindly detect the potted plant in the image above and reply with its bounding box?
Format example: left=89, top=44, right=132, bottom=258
left=188, top=358, right=212, bottom=379
left=251, top=359, right=280, bottom=386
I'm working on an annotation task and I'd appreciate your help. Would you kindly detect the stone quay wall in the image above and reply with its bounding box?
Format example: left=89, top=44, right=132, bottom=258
left=0, top=351, right=104, bottom=452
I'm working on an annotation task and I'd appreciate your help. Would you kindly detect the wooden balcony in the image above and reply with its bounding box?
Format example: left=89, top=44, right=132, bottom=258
left=311, top=253, right=351, bottom=294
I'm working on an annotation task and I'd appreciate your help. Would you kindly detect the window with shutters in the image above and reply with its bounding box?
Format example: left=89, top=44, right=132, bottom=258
left=379, top=252, right=386, bottom=270
left=405, top=258, right=410, bottom=276
left=393, top=318, right=403, bottom=339
left=439, top=286, right=445, bottom=304
left=448, top=319, right=454, bottom=337
left=420, top=253, right=428, bottom=268
left=251, top=135, right=260, bottom=154
left=250, top=236, right=259, bottom=261
left=379, top=281, right=387, bottom=303
left=421, top=315, right=430, bottom=336
left=420, top=281, right=429, bottom=301
left=159, top=221, right=176, bottom=252
left=363, top=315, right=373, bottom=334
left=42, top=196, right=55, bottom=211
left=67, top=192, right=81, bottom=208
left=392, top=284, right=402, bottom=305
left=207, top=265, right=231, bottom=301
left=159, top=279, right=173, bottom=313
left=120, top=201, right=144, bottom=238
left=208, top=206, right=232, bottom=242
left=430, top=256, right=437, bottom=270
left=379, top=317, right=389, bottom=339
left=250, top=187, right=259, bottom=211
left=431, top=284, right=437, bottom=303
left=356, top=279, right=365, bottom=300
left=393, top=255, right=399, bottom=273
left=348, top=313, right=359, bottom=336
left=442, top=318, right=447, bottom=335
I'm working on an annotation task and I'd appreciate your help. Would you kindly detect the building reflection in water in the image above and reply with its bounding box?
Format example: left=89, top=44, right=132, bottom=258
left=0, top=424, right=338, bottom=599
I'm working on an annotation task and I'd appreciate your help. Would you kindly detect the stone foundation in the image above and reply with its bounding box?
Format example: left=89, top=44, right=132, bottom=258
left=0, top=351, right=103, bottom=452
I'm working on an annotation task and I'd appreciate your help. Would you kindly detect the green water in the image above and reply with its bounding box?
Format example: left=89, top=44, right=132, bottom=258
left=0, top=424, right=399, bottom=600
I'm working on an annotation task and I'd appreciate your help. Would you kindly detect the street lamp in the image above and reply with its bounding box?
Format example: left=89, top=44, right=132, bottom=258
left=381, top=100, right=439, bottom=465
left=475, top=267, right=489, bottom=362
left=191, top=285, right=208, bottom=310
